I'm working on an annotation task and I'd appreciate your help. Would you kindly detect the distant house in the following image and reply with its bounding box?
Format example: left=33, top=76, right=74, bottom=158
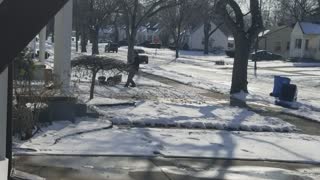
left=290, top=22, right=320, bottom=60
left=187, top=23, right=228, bottom=52
left=136, top=23, right=161, bottom=45
left=98, top=24, right=160, bottom=45
left=227, top=37, right=235, bottom=50
left=118, top=26, right=127, bottom=41
left=259, top=26, right=293, bottom=58
left=98, top=27, right=114, bottom=42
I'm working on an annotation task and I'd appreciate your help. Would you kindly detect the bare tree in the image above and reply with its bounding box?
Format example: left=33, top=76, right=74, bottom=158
left=77, top=0, right=90, bottom=53
left=88, top=0, right=119, bottom=55
left=216, top=0, right=263, bottom=94
left=196, top=0, right=224, bottom=54
left=73, top=0, right=80, bottom=52
left=276, top=0, right=318, bottom=25
left=159, top=0, right=195, bottom=58
left=118, top=0, right=177, bottom=63
left=72, top=56, right=126, bottom=99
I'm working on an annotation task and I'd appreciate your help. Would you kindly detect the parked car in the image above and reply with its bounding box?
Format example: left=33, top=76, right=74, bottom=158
left=118, top=40, right=128, bottom=47
left=139, top=41, right=161, bottom=49
left=105, top=43, right=118, bottom=53
left=134, top=49, right=148, bottom=64
left=225, top=50, right=235, bottom=58
left=250, top=50, right=283, bottom=61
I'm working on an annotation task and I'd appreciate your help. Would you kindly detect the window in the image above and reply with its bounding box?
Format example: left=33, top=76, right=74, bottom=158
left=305, top=39, right=309, bottom=50
left=295, top=39, right=302, bottom=49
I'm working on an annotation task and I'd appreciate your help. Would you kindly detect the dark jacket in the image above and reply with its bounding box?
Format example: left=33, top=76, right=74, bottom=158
left=128, top=54, right=140, bottom=73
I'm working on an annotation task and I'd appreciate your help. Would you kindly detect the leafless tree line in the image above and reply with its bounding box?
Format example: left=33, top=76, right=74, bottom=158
left=70, top=0, right=319, bottom=95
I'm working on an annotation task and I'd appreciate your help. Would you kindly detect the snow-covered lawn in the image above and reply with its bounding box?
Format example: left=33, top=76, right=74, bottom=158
left=15, top=41, right=320, bottom=171
left=93, top=100, right=295, bottom=132
left=15, top=123, right=320, bottom=164
left=124, top=47, right=320, bottom=122
left=72, top=73, right=296, bottom=132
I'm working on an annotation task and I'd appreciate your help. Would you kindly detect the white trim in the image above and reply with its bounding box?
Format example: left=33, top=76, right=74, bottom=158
left=0, top=68, right=8, bottom=160
left=54, top=0, right=73, bottom=93
left=39, top=26, right=47, bottom=63
left=0, top=158, right=8, bottom=180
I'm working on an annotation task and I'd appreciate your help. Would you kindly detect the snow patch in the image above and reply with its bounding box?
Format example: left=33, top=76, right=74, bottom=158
left=95, top=100, right=296, bottom=132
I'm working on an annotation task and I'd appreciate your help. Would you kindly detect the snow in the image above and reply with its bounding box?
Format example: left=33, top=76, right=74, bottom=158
left=15, top=126, right=320, bottom=164
left=231, top=91, right=248, bottom=102
left=70, top=66, right=296, bottom=132
left=87, top=98, right=136, bottom=106
left=94, top=100, right=295, bottom=132
left=126, top=47, right=320, bottom=121
left=0, top=159, right=8, bottom=180
left=35, top=40, right=320, bottom=127
left=161, top=166, right=319, bottom=180
left=300, top=22, right=320, bottom=35
left=258, top=30, right=270, bottom=37
left=285, top=107, right=320, bottom=123
left=19, top=40, right=320, bottom=167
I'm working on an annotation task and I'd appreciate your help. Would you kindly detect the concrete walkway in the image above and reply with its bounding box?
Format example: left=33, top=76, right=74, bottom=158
left=14, top=156, right=320, bottom=180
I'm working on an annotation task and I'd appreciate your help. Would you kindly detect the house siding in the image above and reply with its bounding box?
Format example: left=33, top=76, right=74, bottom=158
left=290, top=22, right=320, bottom=60
left=188, top=23, right=228, bottom=51
left=258, top=26, right=292, bottom=58
left=290, top=23, right=305, bottom=58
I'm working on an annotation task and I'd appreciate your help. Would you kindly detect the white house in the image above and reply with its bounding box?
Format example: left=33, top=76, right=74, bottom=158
left=259, top=26, right=293, bottom=58
left=136, top=24, right=161, bottom=44
left=99, top=24, right=161, bottom=45
left=290, top=22, right=320, bottom=60
left=227, top=37, right=235, bottom=50
left=187, top=23, right=228, bottom=51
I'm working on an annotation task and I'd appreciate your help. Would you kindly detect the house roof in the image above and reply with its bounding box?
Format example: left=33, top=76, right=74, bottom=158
left=259, top=25, right=292, bottom=37
left=258, top=30, right=270, bottom=37
left=189, top=22, right=229, bottom=37
left=299, top=22, right=320, bottom=35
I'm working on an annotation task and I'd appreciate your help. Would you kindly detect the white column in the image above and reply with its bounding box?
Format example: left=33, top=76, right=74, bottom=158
left=54, top=0, right=73, bottom=93
left=0, top=1, right=8, bottom=178
left=0, top=69, right=8, bottom=180
left=39, top=26, right=47, bottom=63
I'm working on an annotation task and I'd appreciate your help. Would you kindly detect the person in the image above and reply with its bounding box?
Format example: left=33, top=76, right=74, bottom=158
left=125, top=51, right=140, bottom=87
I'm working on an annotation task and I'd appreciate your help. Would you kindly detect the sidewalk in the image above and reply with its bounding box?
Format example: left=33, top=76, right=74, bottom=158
left=15, top=126, right=320, bottom=164
left=14, top=156, right=320, bottom=180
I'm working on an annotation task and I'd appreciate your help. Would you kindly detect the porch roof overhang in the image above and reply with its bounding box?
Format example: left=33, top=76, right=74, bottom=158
left=0, top=0, right=69, bottom=73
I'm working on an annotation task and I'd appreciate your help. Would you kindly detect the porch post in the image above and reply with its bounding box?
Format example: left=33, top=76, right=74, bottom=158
left=54, top=0, right=73, bottom=93
left=0, top=68, right=8, bottom=180
left=0, top=1, right=8, bottom=178
left=39, top=26, right=47, bottom=63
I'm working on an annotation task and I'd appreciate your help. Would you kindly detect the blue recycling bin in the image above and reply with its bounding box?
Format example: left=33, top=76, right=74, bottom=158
left=271, top=76, right=291, bottom=97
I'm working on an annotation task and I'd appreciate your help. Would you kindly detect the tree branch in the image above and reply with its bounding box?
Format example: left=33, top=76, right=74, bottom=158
left=209, top=22, right=224, bottom=37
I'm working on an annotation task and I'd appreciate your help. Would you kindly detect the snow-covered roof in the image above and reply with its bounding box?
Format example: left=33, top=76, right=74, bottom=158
left=228, top=37, right=234, bottom=41
left=258, top=30, right=270, bottom=37
left=299, top=22, right=320, bottom=35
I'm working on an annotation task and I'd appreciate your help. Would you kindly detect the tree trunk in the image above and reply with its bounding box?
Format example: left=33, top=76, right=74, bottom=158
left=81, top=26, right=88, bottom=52
left=175, top=46, right=179, bottom=58
left=76, top=29, right=79, bottom=52
left=89, top=70, right=97, bottom=100
left=230, top=34, right=251, bottom=94
left=203, top=20, right=210, bottom=55
left=127, top=31, right=136, bottom=64
left=175, top=35, right=180, bottom=59
left=113, top=21, right=119, bottom=43
left=91, top=27, right=99, bottom=55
